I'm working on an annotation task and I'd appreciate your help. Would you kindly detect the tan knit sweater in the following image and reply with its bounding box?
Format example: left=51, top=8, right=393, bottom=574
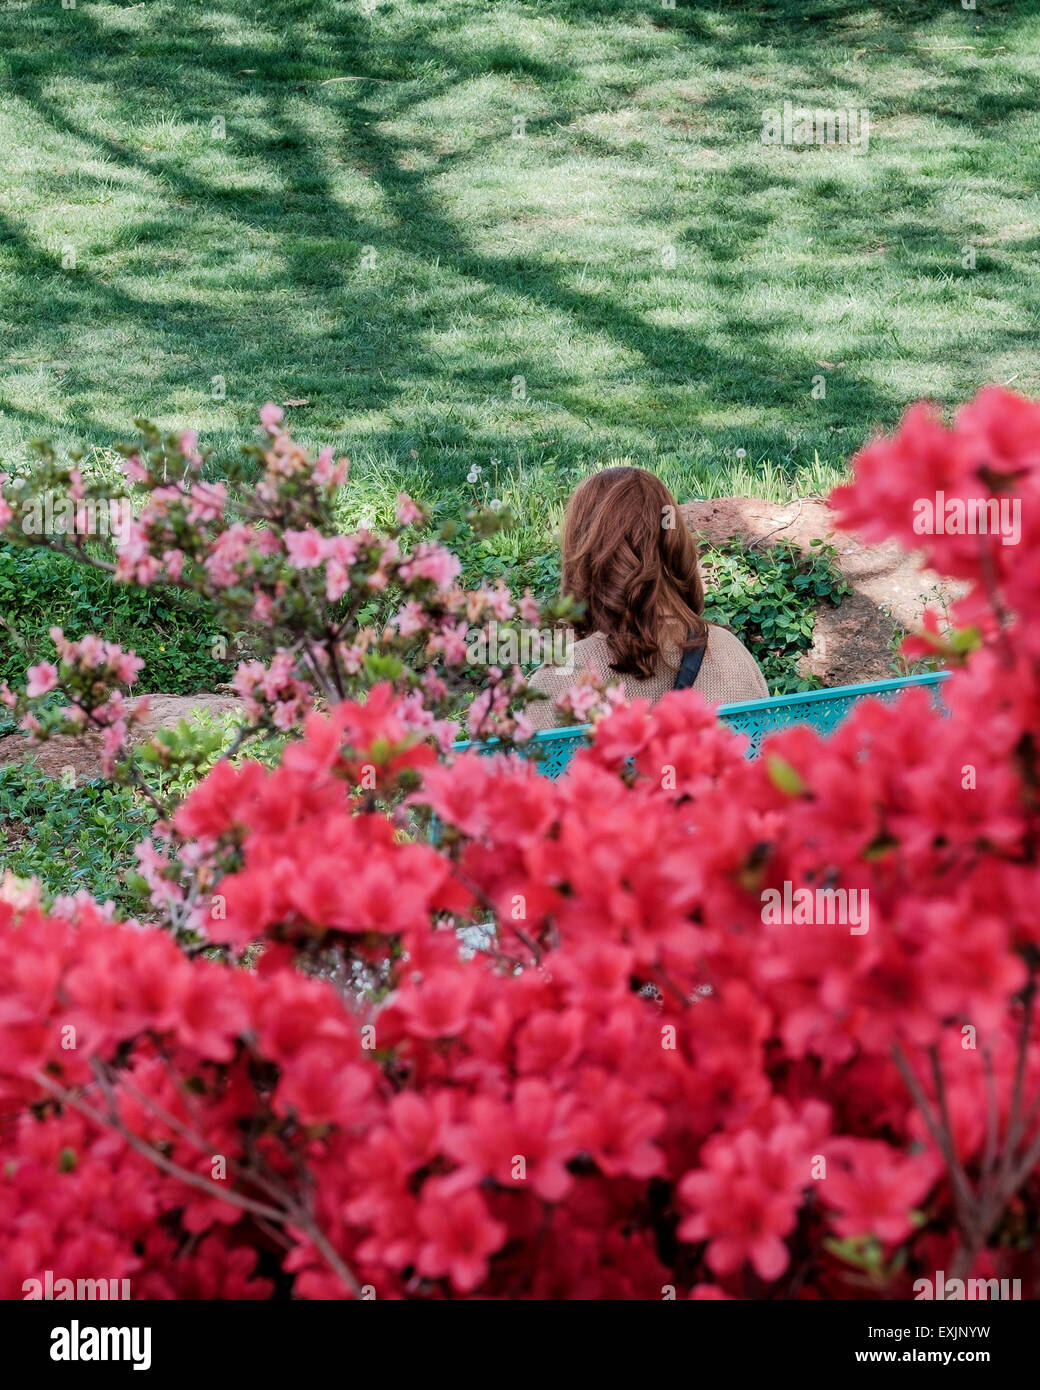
left=525, top=623, right=769, bottom=729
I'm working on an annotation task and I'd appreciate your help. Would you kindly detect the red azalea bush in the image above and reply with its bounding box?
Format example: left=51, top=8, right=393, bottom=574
left=2, top=387, right=1040, bottom=1300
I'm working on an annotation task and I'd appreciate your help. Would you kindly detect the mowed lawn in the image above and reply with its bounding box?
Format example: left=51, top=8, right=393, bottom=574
left=1, top=0, right=1038, bottom=542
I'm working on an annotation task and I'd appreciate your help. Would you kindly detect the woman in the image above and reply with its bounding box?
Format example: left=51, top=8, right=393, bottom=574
left=526, top=467, right=768, bottom=728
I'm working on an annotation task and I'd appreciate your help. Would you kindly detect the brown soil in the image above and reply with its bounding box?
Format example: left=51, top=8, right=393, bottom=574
left=681, top=496, right=966, bottom=686
left=0, top=693, right=244, bottom=782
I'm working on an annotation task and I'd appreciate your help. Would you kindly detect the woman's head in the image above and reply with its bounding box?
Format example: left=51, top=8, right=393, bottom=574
left=560, top=466, right=706, bottom=679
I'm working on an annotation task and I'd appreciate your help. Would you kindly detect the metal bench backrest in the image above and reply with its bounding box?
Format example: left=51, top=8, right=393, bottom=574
left=454, top=671, right=950, bottom=778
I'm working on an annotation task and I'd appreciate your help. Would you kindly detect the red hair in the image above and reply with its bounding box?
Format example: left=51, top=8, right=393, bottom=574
left=560, top=467, right=706, bottom=679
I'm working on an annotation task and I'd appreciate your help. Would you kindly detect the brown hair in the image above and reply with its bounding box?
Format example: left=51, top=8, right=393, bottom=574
left=560, top=466, right=707, bottom=680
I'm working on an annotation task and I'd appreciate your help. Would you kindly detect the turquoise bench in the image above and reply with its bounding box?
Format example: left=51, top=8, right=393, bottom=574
left=455, top=671, right=950, bottom=778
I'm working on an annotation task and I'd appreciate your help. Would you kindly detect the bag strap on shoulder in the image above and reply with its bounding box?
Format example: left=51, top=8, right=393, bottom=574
left=672, top=629, right=708, bottom=691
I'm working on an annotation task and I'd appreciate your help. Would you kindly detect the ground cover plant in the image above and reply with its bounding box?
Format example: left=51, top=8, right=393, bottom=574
left=0, top=763, right=150, bottom=914
left=0, top=543, right=228, bottom=698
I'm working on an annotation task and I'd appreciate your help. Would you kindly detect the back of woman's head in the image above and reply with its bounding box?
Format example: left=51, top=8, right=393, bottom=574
left=561, top=466, right=706, bottom=679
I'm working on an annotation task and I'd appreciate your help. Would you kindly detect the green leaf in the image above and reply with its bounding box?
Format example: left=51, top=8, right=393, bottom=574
left=767, top=755, right=806, bottom=796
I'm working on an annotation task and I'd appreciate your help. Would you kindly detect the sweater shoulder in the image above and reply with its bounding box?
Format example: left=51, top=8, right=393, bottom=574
left=525, top=632, right=610, bottom=729
left=702, top=623, right=769, bottom=699
left=704, top=622, right=754, bottom=659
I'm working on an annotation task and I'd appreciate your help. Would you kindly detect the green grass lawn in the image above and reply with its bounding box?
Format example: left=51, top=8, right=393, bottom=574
left=1, top=0, right=1038, bottom=553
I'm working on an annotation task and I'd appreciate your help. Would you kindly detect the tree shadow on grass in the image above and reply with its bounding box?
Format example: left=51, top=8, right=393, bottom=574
left=0, top=0, right=1036, bottom=483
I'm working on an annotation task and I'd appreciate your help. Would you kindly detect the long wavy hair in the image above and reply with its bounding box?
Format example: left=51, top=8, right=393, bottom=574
left=560, top=466, right=707, bottom=680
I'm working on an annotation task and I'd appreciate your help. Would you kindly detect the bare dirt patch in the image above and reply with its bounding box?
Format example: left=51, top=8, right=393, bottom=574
left=682, top=496, right=965, bottom=686
left=0, top=694, right=244, bottom=781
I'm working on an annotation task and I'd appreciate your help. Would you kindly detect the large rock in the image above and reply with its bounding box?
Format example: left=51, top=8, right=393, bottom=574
left=680, top=497, right=966, bottom=685
left=0, top=693, right=244, bottom=782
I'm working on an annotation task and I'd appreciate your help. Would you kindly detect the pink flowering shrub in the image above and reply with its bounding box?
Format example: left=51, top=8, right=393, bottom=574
left=0, top=410, right=574, bottom=785
left=1, top=388, right=1039, bottom=1300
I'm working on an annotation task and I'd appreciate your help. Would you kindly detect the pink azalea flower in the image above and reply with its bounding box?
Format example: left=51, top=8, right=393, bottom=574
left=25, top=662, right=59, bottom=698
left=284, top=528, right=328, bottom=569
left=395, top=492, right=424, bottom=526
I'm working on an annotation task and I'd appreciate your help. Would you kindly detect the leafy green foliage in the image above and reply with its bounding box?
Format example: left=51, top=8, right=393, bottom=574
left=0, top=709, right=274, bottom=910
left=701, top=539, right=851, bottom=693
left=0, top=543, right=227, bottom=697
left=0, top=763, right=152, bottom=912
